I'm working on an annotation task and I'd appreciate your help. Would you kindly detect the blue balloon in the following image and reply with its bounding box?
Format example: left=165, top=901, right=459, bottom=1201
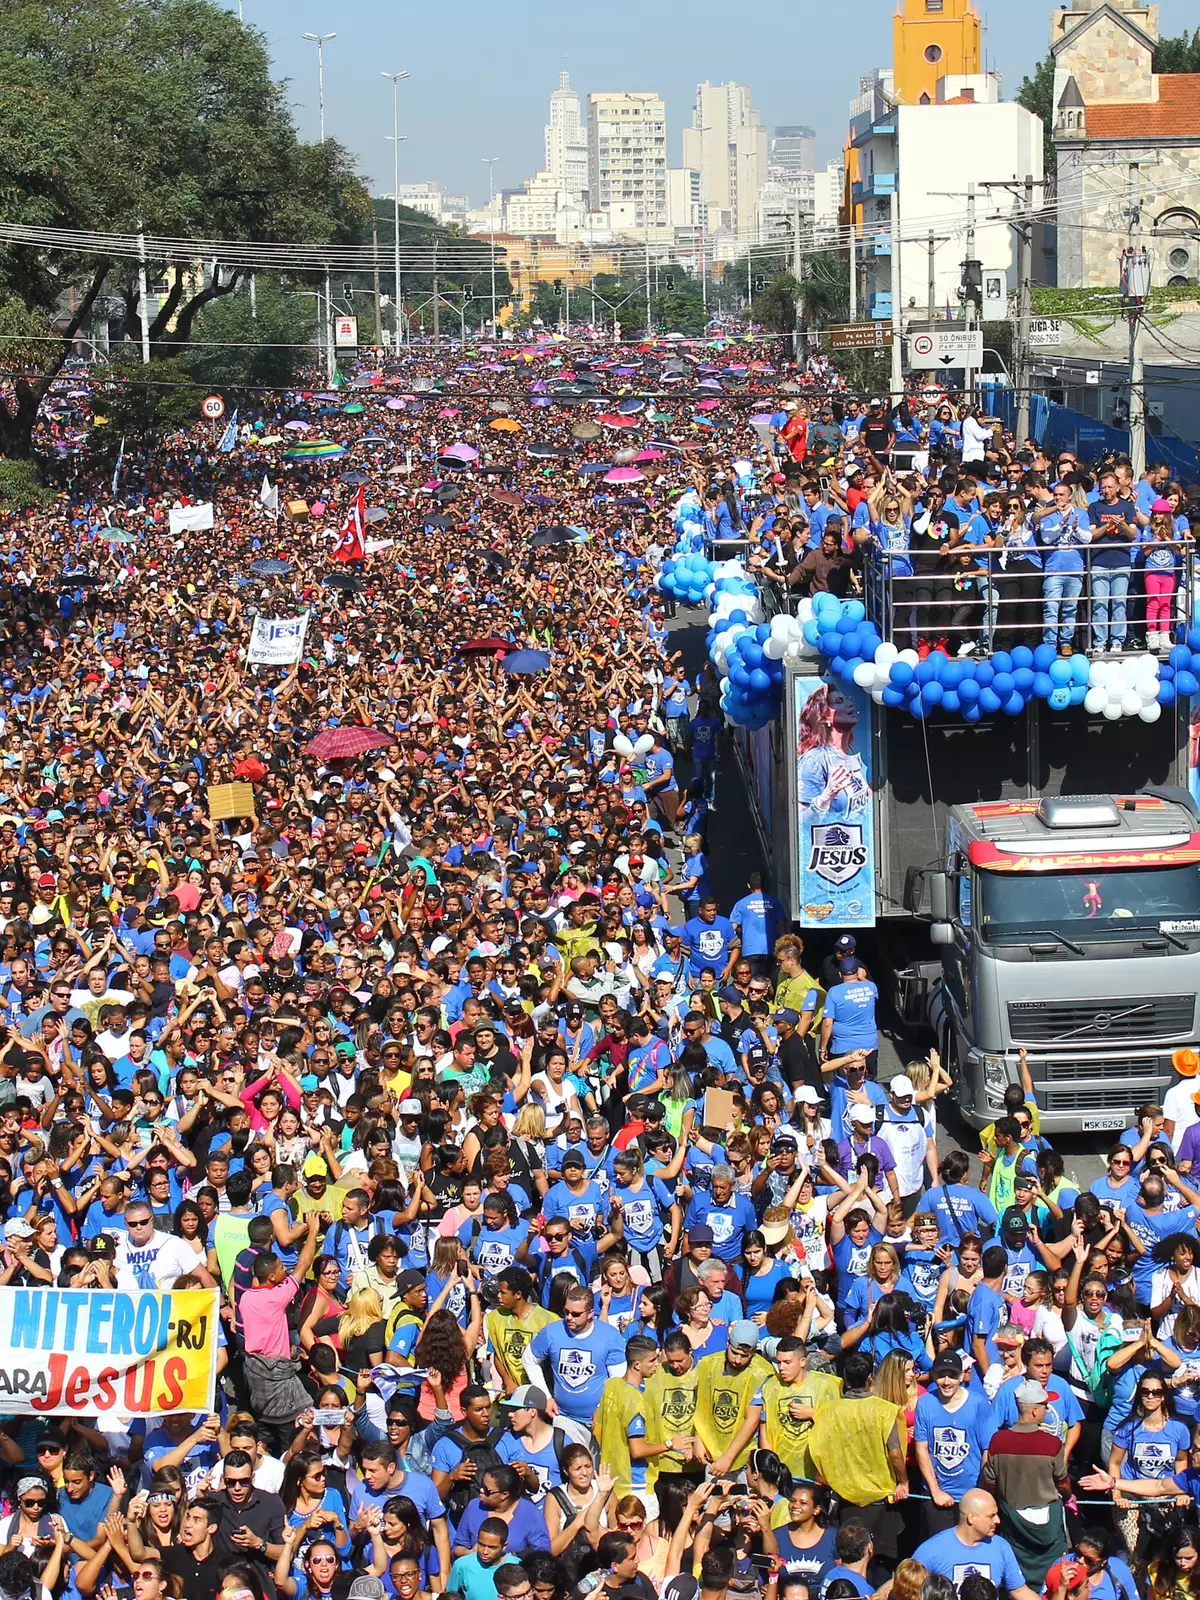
left=835, top=613, right=858, bottom=635
left=941, top=690, right=961, bottom=714
left=923, top=682, right=945, bottom=706
left=660, top=573, right=677, bottom=593
left=731, top=665, right=750, bottom=688
left=1048, top=659, right=1072, bottom=686
left=891, top=662, right=915, bottom=689
left=979, top=687, right=1002, bottom=714
left=1070, top=653, right=1091, bottom=684
left=818, top=631, right=841, bottom=656
left=1011, top=646, right=1034, bottom=671
left=1162, top=663, right=1176, bottom=680
left=1188, top=626, right=1200, bottom=652
left=1003, top=692, right=1026, bottom=716
left=1048, top=686, right=1071, bottom=710
left=1177, top=671, right=1199, bottom=697
left=1159, top=682, right=1178, bottom=705
left=1170, top=644, right=1192, bottom=670
left=1032, top=644, right=1057, bottom=672
left=1013, top=667, right=1035, bottom=693
left=992, top=672, right=1014, bottom=699
left=963, top=704, right=982, bottom=723
left=749, top=668, right=772, bottom=693
left=803, top=620, right=821, bottom=646
left=742, top=641, right=763, bottom=669
left=942, top=661, right=965, bottom=689
left=1190, top=654, right=1200, bottom=679
left=911, top=699, right=929, bottom=719
left=959, top=679, right=981, bottom=706
left=1068, top=683, right=1088, bottom=705
left=882, top=686, right=905, bottom=707
left=991, top=651, right=1013, bottom=676
left=916, top=659, right=938, bottom=685
left=729, top=609, right=747, bottom=626
left=974, top=661, right=995, bottom=687
left=1033, top=672, right=1055, bottom=699
left=755, top=623, right=771, bottom=642
left=844, top=600, right=867, bottom=624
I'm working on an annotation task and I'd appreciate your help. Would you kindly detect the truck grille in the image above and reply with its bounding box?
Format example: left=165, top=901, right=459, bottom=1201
left=1042, top=1055, right=1162, bottom=1082
left=1044, top=1084, right=1170, bottom=1113
left=1008, top=995, right=1195, bottom=1045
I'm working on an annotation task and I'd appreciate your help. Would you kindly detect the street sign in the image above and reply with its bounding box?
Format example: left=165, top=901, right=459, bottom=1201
left=200, top=395, right=225, bottom=420
left=829, top=321, right=892, bottom=350
left=1029, top=318, right=1065, bottom=348
left=334, top=315, right=358, bottom=348
left=907, top=326, right=984, bottom=369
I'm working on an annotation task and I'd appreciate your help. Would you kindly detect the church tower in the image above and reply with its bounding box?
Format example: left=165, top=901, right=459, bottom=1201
left=892, top=0, right=982, bottom=104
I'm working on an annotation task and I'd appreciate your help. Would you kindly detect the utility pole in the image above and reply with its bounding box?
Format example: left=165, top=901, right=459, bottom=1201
left=249, top=274, right=257, bottom=320
left=324, top=265, right=335, bottom=383
left=564, top=248, right=570, bottom=331
left=371, top=221, right=383, bottom=345
left=302, top=32, right=336, bottom=144
left=137, top=223, right=151, bottom=363
left=645, top=236, right=652, bottom=333
left=889, top=188, right=903, bottom=402
left=963, top=182, right=977, bottom=403
left=432, top=238, right=440, bottom=342
left=483, top=156, right=499, bottom=334
left=849, top=219, right=856, bottom=321
left=792, top=199, right=804, bottom=361
left=382, top=72, right=409, bottom=347
left=1015, top=175, right=1034, bottom=443
left=1125, top=160, right=1148, bottom=477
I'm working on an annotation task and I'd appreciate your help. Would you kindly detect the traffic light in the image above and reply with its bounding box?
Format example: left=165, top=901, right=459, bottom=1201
left=753, top=276, right=766, bottom=292
left=343, top=282, right=355, bottom=300
left=961, top=258, right=982, bottom=313
left=553, top=279, right=562, bottom=298
left=663, top=275, right=674, bottom=291
left=463, top=288, right=472, bottom=302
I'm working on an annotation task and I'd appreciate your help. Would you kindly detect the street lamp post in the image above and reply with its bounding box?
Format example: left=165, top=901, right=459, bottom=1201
left=302, top=32, right=336, bottom=144
left=382, top=71, right=410, bottom=347
left=483, top=156, right=499, bottom=334
left=695, top=123, right=712, bottom=318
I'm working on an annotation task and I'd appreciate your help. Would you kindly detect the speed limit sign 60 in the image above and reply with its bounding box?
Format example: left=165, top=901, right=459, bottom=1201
left=201, top=395, right=226, bottom=420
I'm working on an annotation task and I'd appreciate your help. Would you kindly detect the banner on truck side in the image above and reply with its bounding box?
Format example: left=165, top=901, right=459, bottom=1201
left=247, top=611, right=309, bottom=666
left=0, top=1287, right=219, bottom=1414
left=794, top=674, right=876, bottom=929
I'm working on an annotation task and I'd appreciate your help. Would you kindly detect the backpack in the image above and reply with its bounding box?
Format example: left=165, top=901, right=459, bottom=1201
left=443, top=1424, right=506, bottom=1521
left=1065, top=1322, right=1122, bottom=1406
left=549, top=1486, right=602, bottom=1586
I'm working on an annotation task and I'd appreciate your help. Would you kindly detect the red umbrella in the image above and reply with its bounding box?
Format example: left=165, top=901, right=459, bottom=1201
left=305, top=726, right=396, bottom=761
left=458, top=637, right=512, bottom=656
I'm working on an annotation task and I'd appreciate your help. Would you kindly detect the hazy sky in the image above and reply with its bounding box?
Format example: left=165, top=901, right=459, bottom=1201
left=234, top=0, right=1196, bottom=206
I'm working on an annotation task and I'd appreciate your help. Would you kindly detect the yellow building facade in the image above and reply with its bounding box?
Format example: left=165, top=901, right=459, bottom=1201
left=892, top=0, right=981, bottom=104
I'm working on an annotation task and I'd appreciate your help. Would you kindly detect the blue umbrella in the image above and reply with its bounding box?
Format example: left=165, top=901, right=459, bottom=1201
left=576, top=463, right=612, bottom=474
left=500, top=649, right=552, bottom=675
left=251, top=558, right=292, bottom=576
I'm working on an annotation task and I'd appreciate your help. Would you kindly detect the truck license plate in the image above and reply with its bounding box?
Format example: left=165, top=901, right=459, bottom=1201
left=1082, top=1115, right=1126, bottom=1131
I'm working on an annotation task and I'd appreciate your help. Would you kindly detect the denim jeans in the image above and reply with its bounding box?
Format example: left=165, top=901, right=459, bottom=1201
left=1091, top=564, right=1131, bottom=648
left=1043, top=571, right=1083, bottom=646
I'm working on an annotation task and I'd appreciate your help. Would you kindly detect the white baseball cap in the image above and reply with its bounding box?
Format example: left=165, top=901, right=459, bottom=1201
left=889, top=1075, right=915, bottom=1098
left=849, top=1103, right=877, bottom=1124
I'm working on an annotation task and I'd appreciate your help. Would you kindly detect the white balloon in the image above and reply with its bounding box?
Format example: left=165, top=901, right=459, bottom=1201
left=1089, top=662, right=1110, bottom=689
left=853, top=662, right=876, bottom=688
left=1103, top=700, right=1123, bottom=720
left=875, top=642, right=899, bottom=669
left=785, top=641, right=806, bottom=660
left=1121, top=690, right=1143, bottom=716
left=770, top=614, right=791, bottom=636
left=1139, top=700, right=1162, bottom=722
left=633, top=733, right=654, bottom=755
left=796, top=598, right=815, bottom=623
left=762, top=636, right=786, bottom=660
left=897, top=648, right=920, bottom=669
left=1083, top=687, right=1107, bottom=715
left=612, top=734, right=634, bottom=756
left=871, top=687, right=887, bottom=704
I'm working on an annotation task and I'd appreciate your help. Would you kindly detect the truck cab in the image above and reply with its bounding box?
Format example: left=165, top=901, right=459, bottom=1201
left=927, top=791, right=1200, bottom=1131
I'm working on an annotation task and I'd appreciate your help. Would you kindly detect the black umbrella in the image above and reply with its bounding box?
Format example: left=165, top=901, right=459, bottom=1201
left=59, top=572, right=102, bottom=588
left=365, top=506, right=389, bottom=522
left=433, top=484, right=462, bottom=502
left=323, top=572, right=362, bottom=592
left=421, top=512, right=455, bottom=530
left=531, top=527, right=574, bottom=547
left=526, top=442, right=571, bottom=459
left=480, top=550, right=510, bottom=570
left=339, top=471, right=369, bottom=486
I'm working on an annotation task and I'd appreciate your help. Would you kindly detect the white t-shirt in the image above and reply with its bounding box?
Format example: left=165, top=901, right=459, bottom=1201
left=208, top=1453, right=286, bottom=1494
left=117, top=1229, right=199, bottom=1290
left=1163, top=1081, right=1200, bottom=1150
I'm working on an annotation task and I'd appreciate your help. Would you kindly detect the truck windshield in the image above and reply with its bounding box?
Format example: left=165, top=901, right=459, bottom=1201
left=977, top=862, right=1200, bottom=940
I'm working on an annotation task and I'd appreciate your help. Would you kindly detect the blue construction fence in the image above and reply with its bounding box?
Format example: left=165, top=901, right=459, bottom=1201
left=977, top=382, right=1200, bottom=484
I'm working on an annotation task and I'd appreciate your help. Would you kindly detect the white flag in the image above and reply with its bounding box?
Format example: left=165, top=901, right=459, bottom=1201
left=260, top=475, right=279, bottom=513
left=167, top=502, right=215, bottom=536
left=247, top=611, right=310, bottom=666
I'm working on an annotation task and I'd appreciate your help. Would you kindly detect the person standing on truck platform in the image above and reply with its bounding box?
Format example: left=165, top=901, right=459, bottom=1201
left=819, top=958, right=880, bottom=1080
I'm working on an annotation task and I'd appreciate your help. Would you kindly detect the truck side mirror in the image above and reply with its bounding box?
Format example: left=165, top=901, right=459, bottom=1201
left=928, top=871, right=952, bottom=923
left=930, top=921, right=955, bottom=946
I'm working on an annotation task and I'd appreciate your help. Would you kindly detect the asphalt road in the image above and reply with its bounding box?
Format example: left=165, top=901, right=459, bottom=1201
left=665, top=610, right=1111, bottom=1193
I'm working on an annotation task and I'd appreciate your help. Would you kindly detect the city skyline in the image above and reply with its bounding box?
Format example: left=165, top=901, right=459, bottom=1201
left=231, top=0, right=1198, bottom=209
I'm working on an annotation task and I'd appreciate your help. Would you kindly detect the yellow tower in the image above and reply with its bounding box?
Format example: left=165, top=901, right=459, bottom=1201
left=892, top=0, right=981, bottom=104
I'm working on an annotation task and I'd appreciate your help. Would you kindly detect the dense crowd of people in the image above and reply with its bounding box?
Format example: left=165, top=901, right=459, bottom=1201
left=0, top=334, right=1196, bottom=1600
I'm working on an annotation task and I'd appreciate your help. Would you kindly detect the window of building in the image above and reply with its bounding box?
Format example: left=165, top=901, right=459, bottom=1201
left=925, top=43, right=943, bottom=61
left=926, top=0, right=943, bottom=9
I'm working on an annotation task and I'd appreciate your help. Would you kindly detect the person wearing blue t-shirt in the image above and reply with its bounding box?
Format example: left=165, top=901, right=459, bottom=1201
left=683, top=1168, right=758, bottom=1262
left=925, top=1157, right=999, bottom=1244
left=820, top=961, right=880, bottom=1080
left=729, top=874, right=787, bottom=969
left=914, top=1354, right=994, bottom=1522
left=829, top=1183, right=887, bottom=1313
left=527, top=1289, right=627, bottom=1422
left=1124, top=1168, right=1200, bottom=1307
left=968, top=1245, right=1010, bottom=1375
left=610, top=1151, right=678, bottom=1273
left=912, top=1495, right=1035, bottom=1598
left=1033, top=487, right=1091, bottom=650
left=683, top=900, right=739, bottom=982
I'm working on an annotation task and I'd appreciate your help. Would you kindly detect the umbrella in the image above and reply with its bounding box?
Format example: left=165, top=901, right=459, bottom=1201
left=99, top=530, right=139, bottom=545
left=437, top=407, right=461, bottom=418
left=488, top=417, right=522, bottom=432
left=458, top=637, right=512, bottom=656
left=361, top=435, right=387, bottom=445
left=598, top=414, right=638, bottom=430
left=323, top=572, right=362, bottom=592
left=313, top=392, right=340, bottom=401
left=385, top=398, right=406, bottom=410
left=306, top=726, right=396, bottom=761
left=634, top=450, right=665, bottom=462
left=284, top=420, right=311, bottom=432
left=59, top=572, right=103, bottom=586
left=365, top=506, right=389, bottom=522
left=490, top=400, right=511, bottom=413
left=576, top=463, right=612, bottom=474
left=526, top=442, right=569, bottom=459
left=251, top=558, right=292, bottom=576
left=283, top=441, right=345, bottom=461
left=339, top=471, right=369, bottom=487
left=531, top=397, right=552, bottom=408
left=612, top=448, right=639, bottom=465
left=489, top=489, right=523, bottom=507
left=443, top=443, right=479, bottom=462
left=433, top=485, right=461, bottom=503
left=342, top=403, right=365, bottom=414
left=233, top=757, right=268, bottom=783
left=530, top=526, right=573, bottom=547
left=604, top=467, right=644, bottom=483
left=258, top=435, right=284, bottom=446
left=572, top=421, right=602, bottom=441
left=500, top=649, right=552, bottom=675
left=421, top=512, right=455, bottom=530
left=617, top=398, right=645, bottom=414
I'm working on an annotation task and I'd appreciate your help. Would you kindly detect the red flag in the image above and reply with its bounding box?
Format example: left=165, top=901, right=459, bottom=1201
left=332, top=485, right=366, bottom=562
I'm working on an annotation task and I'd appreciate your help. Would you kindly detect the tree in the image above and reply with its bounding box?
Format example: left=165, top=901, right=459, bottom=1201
left=182, top=279, right=317, bottom=396
left=1153, top=27, right=1200, bottom=72
left=87, top=357, right=206, bottom=451
left=650, top=288, right=707, bottom=336
left=0, top=0, right=371, bottom=461
left=1017, top=54, right=1056, bottom=179
left=798, top=251, right=851, bottom=327
left=755, top=274, right=800, bottom=335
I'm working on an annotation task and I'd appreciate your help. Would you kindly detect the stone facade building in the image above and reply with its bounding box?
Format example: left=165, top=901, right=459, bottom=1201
left=1052, top=0, right=1200, bottom=287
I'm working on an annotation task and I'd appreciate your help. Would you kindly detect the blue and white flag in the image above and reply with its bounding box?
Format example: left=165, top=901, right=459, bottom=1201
left=217, top=409, right=238, bottom=453
left=111, top=437, right=125, bottom=497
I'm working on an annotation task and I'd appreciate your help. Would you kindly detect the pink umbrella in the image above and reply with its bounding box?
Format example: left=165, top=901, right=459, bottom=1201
left=634, top=449, right=665, bottom=462
left=385, top=398, right=406, bottom=410
left=697, top=399, right=721, bottom=411
left=306, top=726, right=397, bottom=761
left=437, top=407, right=461, bottom=418
left=443, top=443, right=479, bottom=462
left=604, top=467, right=645, bottom=484
left=750, top=413, right=774, bottom=426
left=311, top=500, right=327, bottom=516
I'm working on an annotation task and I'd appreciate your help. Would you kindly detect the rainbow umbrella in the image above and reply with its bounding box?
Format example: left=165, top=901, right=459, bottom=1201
left=283, top=439, right=346, bottom=461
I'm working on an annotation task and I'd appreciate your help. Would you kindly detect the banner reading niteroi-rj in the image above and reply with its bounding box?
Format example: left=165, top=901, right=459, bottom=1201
left=0, top=1288, right=219, bottom=1415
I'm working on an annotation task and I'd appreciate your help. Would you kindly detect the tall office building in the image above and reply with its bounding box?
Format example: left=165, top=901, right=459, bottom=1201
left=771, top=125, right=817, bottom=174
left=681, top=82, right=769, bottom=239
left=545, top=71, right=588, bottom=201
left=587, top=91, right=668, bottom=233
